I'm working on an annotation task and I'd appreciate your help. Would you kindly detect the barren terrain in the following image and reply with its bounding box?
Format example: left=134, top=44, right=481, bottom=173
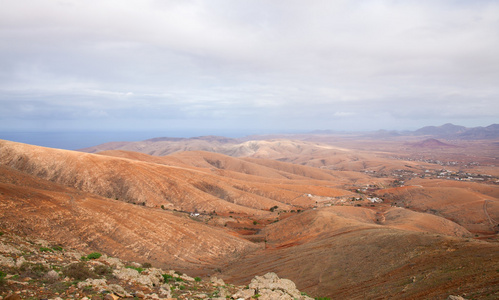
left=1, top=132, right=498, bottom=299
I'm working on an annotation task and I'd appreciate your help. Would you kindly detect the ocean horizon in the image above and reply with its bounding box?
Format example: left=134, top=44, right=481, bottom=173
left=0, top=130, right=252, bottom=151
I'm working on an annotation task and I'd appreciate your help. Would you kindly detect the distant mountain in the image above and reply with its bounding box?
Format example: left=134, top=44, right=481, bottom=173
left=457, top=124, right=499, bottom=140
left=408, top=138, right=458, bottom=148
left=412, top=123, right=499, bottom=140
left=413, top=123, right=467, bottom=136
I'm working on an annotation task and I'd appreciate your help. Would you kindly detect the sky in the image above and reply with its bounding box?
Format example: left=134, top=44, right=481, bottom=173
left=1, top=0, right=498, bottom=139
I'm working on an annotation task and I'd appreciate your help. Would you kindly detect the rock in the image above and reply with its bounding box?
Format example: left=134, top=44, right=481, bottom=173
left=113, top=267, right=162, bottom=287
left=108, top=284, right=128, bottom=297
left=114, top=267, right=140, bottom=281
left=447, top=296, right=468, bottom=300
left=103, top=294, right=119, bottom=300
left=180, top=273, right=195, bottom=282
left=257, top=288, right=293, bottom=300
left=135, top=291, right=145, bottom=298
left=158, top=287, right=172, bottom=298
left=15, top=256, right=26, bottom=268
left=76, top=278, right=107, bottom=290
left=247, top=272, right=312, bottom=300
left=0, top=243, right=22, bottom=255
left=210, top=276, right=225, bottom=286
left=0, top=254, right=15, bottom=267
left=3, top=294, right=21, bottom=300
left=44, top=270, right=59, bottom=282
left=232, top=288, right=255, bottom=299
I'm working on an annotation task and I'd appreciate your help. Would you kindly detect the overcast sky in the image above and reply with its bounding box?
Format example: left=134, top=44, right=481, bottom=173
left=1, top=0, right=498, bottom=136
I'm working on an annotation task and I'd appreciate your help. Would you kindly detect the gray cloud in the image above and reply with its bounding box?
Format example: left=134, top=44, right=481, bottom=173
left=1, top=0, right=498, bottom=134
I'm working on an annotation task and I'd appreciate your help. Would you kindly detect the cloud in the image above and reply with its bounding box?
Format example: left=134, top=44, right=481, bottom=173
left=0, top=0, right=498, bottom=133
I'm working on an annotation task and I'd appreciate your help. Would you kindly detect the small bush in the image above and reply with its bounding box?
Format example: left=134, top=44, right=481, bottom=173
left=0, top=270, right=6, bottom=285
left=194, top=276, right=202, bottom=282
left=86, top=252, right=102, bottom=260
left=142, top=262, right=152, bottom=268
left=20, top=262, right=49, bottom=278
left=52, top=246, right=64, bottom=252
left=93, top=264, right=112, bottom=276
left=162, top=274, right=174, bottom=283
left=40, top=247, right=53, bottom=252
left=0, top=232, right=4, bottom=236
left=63, top=262, right=96, bottom=281
left=80, top=256, right=89, bottom=261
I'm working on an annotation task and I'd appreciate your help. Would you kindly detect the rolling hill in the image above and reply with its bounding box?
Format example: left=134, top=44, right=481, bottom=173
left=1, top=138, right=499, bottom=299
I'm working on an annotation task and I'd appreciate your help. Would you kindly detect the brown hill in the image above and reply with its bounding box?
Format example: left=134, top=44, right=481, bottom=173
left=2, top=139, right=499, bottom=299
left=376, top=180, right=499, bottom=235
left=408, top=138, right=457, bottom=148
left=223, top=207, right=498, bottom=299
left=2, top=140, right=359, bottom=215
left=0, top=164, right=257, bottom=272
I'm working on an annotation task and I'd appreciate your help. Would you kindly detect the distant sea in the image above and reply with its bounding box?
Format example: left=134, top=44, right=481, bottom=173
left=0, top=130, right=249, bottom=151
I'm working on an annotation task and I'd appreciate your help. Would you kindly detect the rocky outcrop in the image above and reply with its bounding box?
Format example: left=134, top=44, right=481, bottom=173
left=0, top=231, right=315, bottom=300
left=231, top=272, right=314, bottom=300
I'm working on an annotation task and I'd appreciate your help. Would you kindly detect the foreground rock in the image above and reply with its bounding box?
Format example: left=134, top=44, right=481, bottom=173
left=0, top=231, right=320, bottom=299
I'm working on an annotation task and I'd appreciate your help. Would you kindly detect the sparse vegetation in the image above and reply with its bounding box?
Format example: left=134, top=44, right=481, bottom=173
left=0, top=270, right=6, bottom=285
left=86, top=252, right=102, bottom=260
left=62, top=262, right=96, bottom=281
left=162, top=273, right=174, bottom=283
left=20, top=262, right=49, bottom=278
left=125, top=265, right=144, bottom=273
left=52, top=245, right=64, bottom=251
left=93, top=264, right=113, bottom=276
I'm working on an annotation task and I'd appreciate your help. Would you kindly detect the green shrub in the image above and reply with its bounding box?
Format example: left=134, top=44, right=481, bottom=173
left=80, top=256, right=89, bottom=261
left=315, top=297, right=331, bottom=300
left=40, top=247, right=53, bottom=252
left=86, top=252, right=102, bottom=260
left=0, top=232, right=4, bottom=236
left=52, top=246, right=64, bottom=252
left=194, top=276, right=202, bottom=282
left=162, top=274, right=174, bottom=283
left=0, top=270, right=6, bottom=285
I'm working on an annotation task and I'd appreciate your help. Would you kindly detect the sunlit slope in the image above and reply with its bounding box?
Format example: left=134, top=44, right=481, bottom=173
left=376, top=179, right=499, bottom=234
left=0, top=140, right=352, bottom=214
left=0, top=164, right=258, bottom=271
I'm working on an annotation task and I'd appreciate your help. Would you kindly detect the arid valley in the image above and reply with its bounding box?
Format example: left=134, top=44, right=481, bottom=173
left=1, top=124, right=498, bottom=299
